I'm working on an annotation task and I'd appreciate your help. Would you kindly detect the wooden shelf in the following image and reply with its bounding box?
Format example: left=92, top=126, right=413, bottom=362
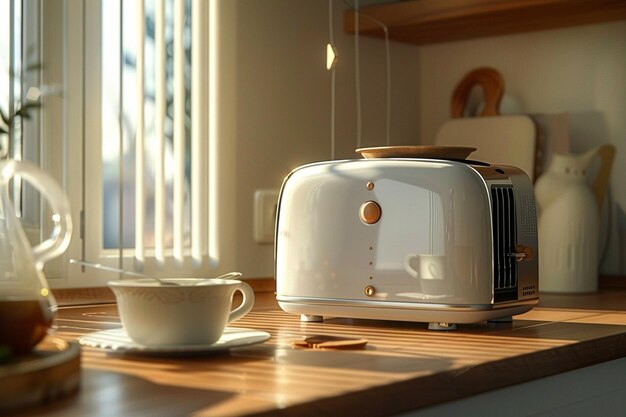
left=344, top=0, right=626, bottom=45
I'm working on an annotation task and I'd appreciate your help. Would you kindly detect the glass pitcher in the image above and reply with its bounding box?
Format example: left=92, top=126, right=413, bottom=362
left=0, top=160, right=72, bottom=355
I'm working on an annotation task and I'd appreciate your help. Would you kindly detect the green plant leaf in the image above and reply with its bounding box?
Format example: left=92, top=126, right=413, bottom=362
left=21, top=102, right=41, bottom=110
left=0, top=108, right=8, bottom=125
left=25, top=62, right=43, bottom=72
left=13, top=103, right=41, bottom=120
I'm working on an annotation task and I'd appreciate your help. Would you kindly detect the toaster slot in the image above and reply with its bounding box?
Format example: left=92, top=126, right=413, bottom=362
left=491, top=186, right=517, bottom=302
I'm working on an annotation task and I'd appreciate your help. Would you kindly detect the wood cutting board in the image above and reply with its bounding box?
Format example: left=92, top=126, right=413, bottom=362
left=435, top=67, right=538, bottom=180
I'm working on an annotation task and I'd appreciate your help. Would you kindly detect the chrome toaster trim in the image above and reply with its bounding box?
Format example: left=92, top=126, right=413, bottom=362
left=277, top=298, right=536, bottom=325
left=277, top=295, right=537, bottom=312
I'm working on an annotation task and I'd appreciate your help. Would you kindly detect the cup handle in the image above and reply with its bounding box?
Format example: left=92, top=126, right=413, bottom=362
left=404, top=254, right=419, bottom=279
left=228, top=281, right=255, bottom=323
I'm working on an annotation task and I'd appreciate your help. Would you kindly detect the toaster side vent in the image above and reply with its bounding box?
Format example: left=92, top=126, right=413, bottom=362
left=522, top=285, right=537, bottom=297
left=491, top=186, right=517, bottom=303
left=519, top=193, right=537, bottom=238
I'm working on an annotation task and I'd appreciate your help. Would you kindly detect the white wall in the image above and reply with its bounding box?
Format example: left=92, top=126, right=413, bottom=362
left=218, top=1, right=421, bottom=278
left=219, top=3, right=626, bottom=278
left=417, top=21, right=626, bottom=275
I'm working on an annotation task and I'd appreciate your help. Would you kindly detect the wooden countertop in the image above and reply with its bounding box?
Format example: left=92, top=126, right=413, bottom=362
left=11, top=290, right=626, bottom=417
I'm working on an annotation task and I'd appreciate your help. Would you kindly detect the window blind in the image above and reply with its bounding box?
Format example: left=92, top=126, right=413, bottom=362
left=131, top=0, right=212, bottom=271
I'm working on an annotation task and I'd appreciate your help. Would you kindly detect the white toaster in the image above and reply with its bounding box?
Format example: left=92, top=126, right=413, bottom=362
left=275, top=158, right=539, bottom=329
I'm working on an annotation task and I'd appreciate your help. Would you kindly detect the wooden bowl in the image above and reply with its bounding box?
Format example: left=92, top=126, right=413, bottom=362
left=356, top=145, right=477, bottom=160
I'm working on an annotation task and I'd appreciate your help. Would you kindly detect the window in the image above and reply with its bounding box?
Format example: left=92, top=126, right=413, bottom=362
left=0, top=0, right=48, bottom=258
left=40, top=0, right=219, bottom=287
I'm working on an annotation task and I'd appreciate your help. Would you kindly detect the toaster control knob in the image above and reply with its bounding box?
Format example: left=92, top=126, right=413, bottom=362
left=360, top=201, right=381, bottom=225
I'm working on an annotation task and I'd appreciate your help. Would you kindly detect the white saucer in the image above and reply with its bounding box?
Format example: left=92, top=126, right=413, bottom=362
left=78, top=327, right=270, bottom=355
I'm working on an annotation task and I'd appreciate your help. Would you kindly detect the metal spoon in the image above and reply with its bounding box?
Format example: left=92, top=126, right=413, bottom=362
left=70, top=259, right=242, bottom=286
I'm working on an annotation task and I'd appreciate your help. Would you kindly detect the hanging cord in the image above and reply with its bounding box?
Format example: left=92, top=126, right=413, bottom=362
left=380, top=20, right=391, bottom=145
left=354, top=0, right=361, bottom=149
left=331, top=67, right=336, bottom=159
left=118, top=0, right=125, bottom=273
left=329, top=0, right=336, bottom=159
left=342, top=0, right=391, bottom=146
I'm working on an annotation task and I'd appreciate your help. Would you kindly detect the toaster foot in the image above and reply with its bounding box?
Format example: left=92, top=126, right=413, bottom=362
left=488, top=316, right=513, bottom=323
left=301, top=314, right=324, bottom=322
left=428, top=322, right=457, bottom=331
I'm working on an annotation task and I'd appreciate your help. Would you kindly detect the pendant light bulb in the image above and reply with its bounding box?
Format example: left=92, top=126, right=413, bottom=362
left=326, top=43, right=338, bottom=70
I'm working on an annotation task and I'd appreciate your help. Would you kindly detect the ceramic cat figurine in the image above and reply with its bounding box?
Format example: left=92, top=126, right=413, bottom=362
left=535, top=144, right=615, bottom=293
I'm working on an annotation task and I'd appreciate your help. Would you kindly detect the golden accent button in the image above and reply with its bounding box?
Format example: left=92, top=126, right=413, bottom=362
left=364, top=286, right=375, bottom=296
left=359, top=201, right=381, bottom=225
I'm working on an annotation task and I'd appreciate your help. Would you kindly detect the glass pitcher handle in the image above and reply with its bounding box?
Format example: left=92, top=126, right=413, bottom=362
left=0, top=160, right=73, bottom=268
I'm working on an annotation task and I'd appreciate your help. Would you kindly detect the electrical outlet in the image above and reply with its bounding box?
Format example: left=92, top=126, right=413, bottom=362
left=254, top=189, right=279, bottom=244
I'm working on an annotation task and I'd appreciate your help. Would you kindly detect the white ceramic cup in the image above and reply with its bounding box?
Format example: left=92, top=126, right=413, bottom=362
left=108, top=278, right=255, bottom=346
left=404, top=254, right=450, bottom=296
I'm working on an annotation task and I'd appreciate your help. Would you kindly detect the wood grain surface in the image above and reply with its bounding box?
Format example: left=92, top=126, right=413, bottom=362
left=11, top=290, right=626, bottom=417
left=343, top=0, right=626, bottom=45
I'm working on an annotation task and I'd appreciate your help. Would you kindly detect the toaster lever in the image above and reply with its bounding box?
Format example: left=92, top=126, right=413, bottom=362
left=508, top=244, right=534, bottom=261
